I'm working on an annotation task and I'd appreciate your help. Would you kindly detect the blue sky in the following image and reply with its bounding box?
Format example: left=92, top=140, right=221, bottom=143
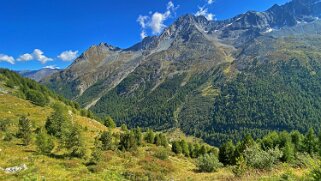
left=0, top=0, right=290, bottom=71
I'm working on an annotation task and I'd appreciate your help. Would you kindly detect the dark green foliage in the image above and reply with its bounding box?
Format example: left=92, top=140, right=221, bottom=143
left=25, top=89, right=49, bottom=106
left=3, top=132, right=14, bottom=141
left=180, top=140, right=190, bottom=157
left=232, top=155, right=247, bottom=177
left=196, top=154, right=222, bottom=172
left=100, top=131, right=113, bottom=151
left=121, top=124, right=128, bottom=131
left=63, top=126, right=86, bottom=158
left=159, top=133, right=168, bottom=147
left=0, top=119, right=10, bottom=131
left=219, top=140, right=235, bottom=165
left=104, top=116, right=116, bottom=128
left=45, top=103, right=71, bottom=138
left=304, top=128, right=318, bottom=155
left=145, top=129, right=155, bottom=144
left=133, top=127, right=143, bottom=146
left=36, top=129, right=54, bottom=155
left=172, top=141, right=182, bottom=154
left=281, top=140, right=295, bottom=162
left=17, top=116, right=32, bottom=145
left=119, top=131, right=137, bottom=151
left=154, top=134, right=161, bottom=146
left=310, top=165, right=321, bottom=181
left=0, top=69, right=95, bottom=119
left=89, top=135, right=103, bottom=165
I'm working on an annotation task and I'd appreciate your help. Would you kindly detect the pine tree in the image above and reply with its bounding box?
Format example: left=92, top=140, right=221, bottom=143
left=45, top=103, right=71, bottom=138
left=281, top=139, right=295, bottom=162
left=36, top=129, right=54, bottom=155
left=154, top=134, right=162, bottom=146
left=180, top=140, right=190, bottom=157
left=303, top=128, right=317, bottom=155
left=134, top=127, right=143, bottom=146
left=104, top=116, right=116, bottom=128
left=89, top=135, right=102, bottom=165
left=172, top=141, right=182, bottom=154
left=159, top=133, right=168, bottom=147
left=17, top=116, right=32, bottom=146
left=145, top=129, right=155, bottom=144
left=100, top=131, right=113, bottom=151
left=219, top=140, right=235, bottom=165
left=64, top=126, right=86, bottom=158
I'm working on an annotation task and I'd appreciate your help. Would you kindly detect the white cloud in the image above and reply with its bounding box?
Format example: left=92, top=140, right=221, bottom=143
left=33, top=49, right=53, bottom=64
left=43, top=65, right=60, bottom=69
left=0, top=54, right=15, bottom=64
left=17, top=53, right=33, bottom=61
left=17, top=49, right=53, bottom=64
left=137, top=1, right=179, bottom=39
left=58, top=50, right=78, bottom=61
left=195, top=7, right=214, bottom=21
left=207, top=0, right=214, bottom=5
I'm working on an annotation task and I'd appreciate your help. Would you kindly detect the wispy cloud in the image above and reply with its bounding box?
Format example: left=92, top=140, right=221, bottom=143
left=0, top=54, right=15, bottom=64
left=43, top=65, right=60, bottom=69
left=17, top=49, right=53, bottom=64
left=195, top=7, right=214, bottom=21
left=58, top=50, right=78, bottom=61
left=137, top=1, right=179, bottom=39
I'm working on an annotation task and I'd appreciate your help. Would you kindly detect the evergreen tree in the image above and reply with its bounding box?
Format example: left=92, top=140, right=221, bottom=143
left=172, top=141, right=182, bottom=154
left=119, top=131, right=137, bottom=151
left=303, top=128, right=317, bottom=155
left=89, top=135, right=102, bottom=165
left=290, top=130, right=304, bottom=152
left=180, top=140, right=190, bottom=157
left=36, top=129, right=54, bottom=155
left=219, top=140, right=235, bottom=165
left=133, top=127, right=143, bottom=146
left=0, top=119, right=10, bottom=132
left=145, top=129, right=155, bottom=144
left=154, top=134, right=162, bottom=146
left=17, top=116, right=32, bottom=145
left=64, top=126, right=86, bottom=158
left=159, top=133, right=168, bottom=147
left=281, top=139, right=295, bottom=162
left=104, top=116, right=116, bottom=128
left=100, top=131, right=113, bottom=151
left=199, top=145, right=207, bottom=156
left=45, top=103, right=71, bottom=138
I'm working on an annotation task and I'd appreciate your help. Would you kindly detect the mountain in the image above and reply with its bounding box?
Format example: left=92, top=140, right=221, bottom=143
left=18, top=68, right=61, bottom=82
left=44, top=0, right=321, bottom=145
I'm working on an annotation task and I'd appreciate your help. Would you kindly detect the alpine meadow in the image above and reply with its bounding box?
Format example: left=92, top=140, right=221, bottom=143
left=1, top=0, right=321, bottom=180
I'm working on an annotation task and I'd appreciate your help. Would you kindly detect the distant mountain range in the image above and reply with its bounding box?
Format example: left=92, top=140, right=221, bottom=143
left=42, top=0, right=321, bottom=145
left=19, top=68, right=60, bottom=82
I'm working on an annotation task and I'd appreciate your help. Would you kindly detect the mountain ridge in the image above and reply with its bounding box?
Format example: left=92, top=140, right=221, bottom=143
left=43, top=0, right=321, bottom=145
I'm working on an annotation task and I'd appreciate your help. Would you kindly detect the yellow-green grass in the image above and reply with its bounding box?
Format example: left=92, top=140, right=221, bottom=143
left=0, top=92, right=316, bottom=181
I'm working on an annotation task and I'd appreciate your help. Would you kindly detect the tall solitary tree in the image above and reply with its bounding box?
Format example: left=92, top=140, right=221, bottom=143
left=17, top=116, right=32, bottom=146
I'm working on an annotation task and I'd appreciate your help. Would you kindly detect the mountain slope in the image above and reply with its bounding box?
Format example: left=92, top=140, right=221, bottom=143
left=18, top=68, right=60, bottom=82
left=44, top=0, right=321, bottom=145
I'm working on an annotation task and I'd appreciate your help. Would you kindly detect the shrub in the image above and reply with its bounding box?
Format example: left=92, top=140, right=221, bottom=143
left=26, top=89, right=49, bottom=106
left=153, top=148, right=169, bottom=160
left=310, top=165, right=321, bottom=181
left=104, top=116, right=116, bottom=128
left=232, top=155, right=247, bottom=177
left=0, top=119, right=10, bottom=131
left=196, top=154, right=222, bottom=172
left=3, top=132, right=14, bottom=141
left=243, top=143, right=282, bottom=170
